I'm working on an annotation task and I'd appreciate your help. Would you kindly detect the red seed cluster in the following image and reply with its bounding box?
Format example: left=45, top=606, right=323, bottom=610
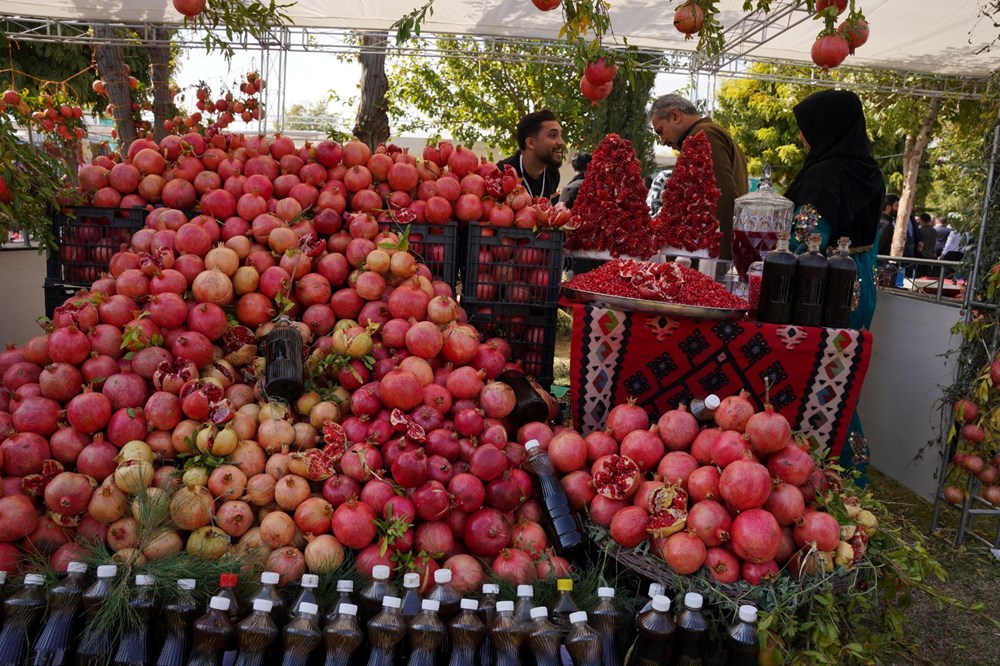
left=567, top=259, right=748, bottom=309
left=651, top=131, right=723, bottom=258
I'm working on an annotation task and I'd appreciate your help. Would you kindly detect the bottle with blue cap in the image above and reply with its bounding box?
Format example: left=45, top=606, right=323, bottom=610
left=77, top=565, right=119, bottom=666
left=366, top=596, right=406, bottom=666
left=189, top=597, right=236, bottom=666
left=0, top=573, right=47, bottom=666
left=673, top=592, right=708, bottom=666
left=234, top=599, right=278, bottom=666
left=476, top=584, right=500, bottom=666
left=323, top=603, right=362, bottom=666
left=407, top=599, right=445, bottom=666
left=565, top=611, right=602, bottom=666
left=31, top=562, right=87, bottom=666
left=113, top=574, right=156, bottom=666
left=447, top=599, right=484, bottom=666
left=624, top=594, right=675, bottom=666
left=524, top=607, right=560, bottom=666
left=280, top=601, right=322, bottom=666
left=156, top=579, right=198, bottom=666
left=724, top=605, right=759, bottom=666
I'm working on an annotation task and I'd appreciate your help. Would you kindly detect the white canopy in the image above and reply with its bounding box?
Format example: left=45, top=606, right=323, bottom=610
left=2, top=0, right=997, bottom=79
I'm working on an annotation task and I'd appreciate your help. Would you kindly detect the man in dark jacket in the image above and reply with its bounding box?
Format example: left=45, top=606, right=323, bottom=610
left=649, top=94, right=748, bottom=260
left=877, top=193, right=899, bottom=256
left=558, top=152, right=591, bottom=209
left=498, top=109, right=564, bottom=201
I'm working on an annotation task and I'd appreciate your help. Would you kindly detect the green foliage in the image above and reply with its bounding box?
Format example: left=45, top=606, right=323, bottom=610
left=0, top=114, right=67, bottom=248
left=184, top=0, right=295, bottom=61
left=387, top=38, right=656, bottom=172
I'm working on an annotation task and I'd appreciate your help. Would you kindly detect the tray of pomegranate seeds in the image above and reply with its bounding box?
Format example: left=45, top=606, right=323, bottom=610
left=563, top=259, right=749, bottom=320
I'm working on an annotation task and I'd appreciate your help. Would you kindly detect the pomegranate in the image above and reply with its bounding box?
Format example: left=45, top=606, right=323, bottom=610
left=730, top=508, right=782, bottom=563
left=493, top=548, right=537, bottom=584
left=767, top=444, right=816, bottom=487
left=742, top=560, right=779, bottom=585
left=793, top=510, right=840, bottom=551
left=462, top=508, right=510, bottom=557
left=662, top=531, right=707, bottom=575
left=0, top=495, right=39, bottom=542
left=714, top=392, right=755, bottom=432
left=686, top=500, right=732, bottom=547
left=443, top=554, right=486, bottom=594
left=610, top=506, right=650, bottom=548
left=605, top=398, right=649, bottom=442
left=44, top=472, right=94, bottom=516
left=811, top=33, right=850, bottom=71
left=705, top=546, right=740, bottom=583
left=673, top=1, right=705, bottom=36
left=657, top=451, right=700, bottom=488
left=687, top=466, right=721, bottom=503
left=719, top=460, right=772, bottom=511
left=266, top=547, right=307, bottom=586
left=620, top=428, right=665, bottom=473
left=656, top=404, right=699, bottom=451
left=592, top=454, right=640, bottom=500
left=710, top=431, right=754, bottom=469
left=332, top=498, right=377, bottom=549
left=763, top=483, right=806, bottom=526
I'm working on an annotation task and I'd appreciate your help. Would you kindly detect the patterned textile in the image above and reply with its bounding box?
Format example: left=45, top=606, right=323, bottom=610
left=563, top=300, right=873, bottom=459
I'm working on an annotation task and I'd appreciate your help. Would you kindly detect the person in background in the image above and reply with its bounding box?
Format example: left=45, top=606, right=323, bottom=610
left=877, top=194, right=899, bottom=256
left=934, top=216, right=952, bottom=258
left=649, top=94, right=748, bottom=259
left=918, top=213, right=937, bottom=277
left=784, top=89, right=885, bottom=486
left=498, top=109, right=564, bottom=201
left=646, top=168, right=672, bottom=216
left=558, top=151, right=592, bottom=209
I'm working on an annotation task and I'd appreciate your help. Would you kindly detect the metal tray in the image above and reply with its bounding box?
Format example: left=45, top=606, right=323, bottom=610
left=562, top=287, right=748, bottom=320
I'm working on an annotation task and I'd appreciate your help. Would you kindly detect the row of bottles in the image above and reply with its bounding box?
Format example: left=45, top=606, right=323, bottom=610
left=754, top=232, right=857, bottom=328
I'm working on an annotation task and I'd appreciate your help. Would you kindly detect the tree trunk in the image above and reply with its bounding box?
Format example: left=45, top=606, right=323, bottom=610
left=93, top=25, right=138, bottom=152
left=147, top=27, right=173, bottom=143
left=353, top=31, right=390, bottom=150
left=890, top=96, right=941, bottom=257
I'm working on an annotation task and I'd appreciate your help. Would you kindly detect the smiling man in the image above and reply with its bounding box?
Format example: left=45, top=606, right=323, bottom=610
left=498, top=109, right=564, bottom=201
left=650, top=94, right=748, bottom=260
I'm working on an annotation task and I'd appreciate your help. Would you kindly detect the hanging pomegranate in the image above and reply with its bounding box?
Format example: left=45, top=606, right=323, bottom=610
left=580, top=74, right=613, bottom=104
left=584, top=58, right=618, bottom=86
left=816, top=0, right=848, bottom=16
left=531, top=0, right=562, bottom=10
left=837, top=17, right=870, bottom=56
left=172, top=0, right=207, bottom=18
left=673, top=2, right=706, bottom=38
left=811, top=33, right=850, bottom=71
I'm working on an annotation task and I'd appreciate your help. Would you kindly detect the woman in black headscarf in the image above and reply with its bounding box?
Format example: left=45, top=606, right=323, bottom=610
left=784, top=89, right=885, bottom=485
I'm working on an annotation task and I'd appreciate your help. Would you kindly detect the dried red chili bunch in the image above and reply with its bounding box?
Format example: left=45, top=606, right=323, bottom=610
left=564, top=134, right=658, bottom=258
left=651, top=131, right=723, bottom=258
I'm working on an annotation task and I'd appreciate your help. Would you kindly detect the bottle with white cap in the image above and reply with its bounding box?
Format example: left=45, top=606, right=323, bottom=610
left=325, top=580, right=354, bottom=622
left=636, top=583, right=665, bottom=622
left=31, top=562, right=87, bottom=666
left=673, top=592, right=708, bottom=665
left=280, top=601, right=322, bottom=666
left=524, top=607, right=560, bottom=666
left=590, top=586, right=621, bottom=666
left=512, top=584, right=535, bottom=665
left=689, top=394, right=721, bottom=423
left=156, top=579, right=198, bottom=666
left=233, top=599, right=278, bottom=666
left=724, top=605, right=759, bottom=666
left=77, top=565, right=119, bottom=666
left=359, top=565, right=399, bottom=628
left=488, top=600, right=524, bottom=666
left=0, top=573, right=47, bottom=666
left=565, top=611, right=602, bottom=666
left=426, top=568, right=461, bottom=622
left=249, top=572, right=287, bottom=627
left=624, top=595, right=675, bottom=666
left=447, top=599, right=484, bottom=666
left=322, top=602, right=362, bottom=666
left=0, top=571, right=6, bottom=618
left=112, top=574, right=157, bottom=666
left=188, top=597, right=236, bottom=666
left=366, top=596, right=406, bottom=666
left=400, top=572, right=423, bottom=623
left=476, top=584, right=500, bottom=666
left=523, top=440, right=585, bottom=552
left=407, top=599, right=445, bottom=666
left=290, top=573, right=321, bottom=619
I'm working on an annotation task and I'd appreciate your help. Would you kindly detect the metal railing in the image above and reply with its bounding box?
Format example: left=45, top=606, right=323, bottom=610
left=874, top=255, right=968, bottom=308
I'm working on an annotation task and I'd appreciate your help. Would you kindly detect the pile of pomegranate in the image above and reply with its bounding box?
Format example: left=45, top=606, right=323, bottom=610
left=0, top=130, right=582, bottom=592
left=944, top=398, right=1000, bottom=507
left=550, top=393, right=879, bottom=584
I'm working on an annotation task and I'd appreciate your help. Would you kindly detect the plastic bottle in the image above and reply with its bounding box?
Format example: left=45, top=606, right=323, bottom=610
left=326, top=580, right=354, bottom=622
left=513, top=584, right=536, bottom=665
left=188, top=596, right=236, bottom=666
left=366, top=596, right=406, bottom=666
left=360, top=566, right=398, bottom=627
left=498, top=369, right=549, bottom=425
left=290, top=573, right=320, bottom=618
left=688, top=395, right=720, bottom=423
left=447, top=599, right=484, bottom=666
left=590, top=587, right=621, bottom=666
left=216, top=573, right=244, bottom=624
left=488, top=601, right=524, bottom=666
left=792, top=233, right=828, bottom=327
left=76, top=564, right=119, bottom=666
left=672, top=592, right=708, bottom=666
left=155, top=579, right=198, bottom=666
left=724, top=605, right=759, bottom=666
left=757, top=232, right=797, bottom=324
left=406, top=599, right=445, bottom=666
left=0, top=571, right=6, bottom=623
left=552, top=579, right=579, bottom=638
left=400, top=572, right=423, bottom=624
left=524, top=440, right=585, bottom=553
left=635, top=583, right=664, bottom=623
left=823, top=237, right=857, bottom=328
left=524, top=607, right=561, bottom=666
left=565, top=611, right=602, bottom=666
left=249, top=572, right=287, bottom=627
left=113, top=574, right=157, bottom=666
left=476, top=584, right=500, bottom=666
left=32, top=562, right=88, bottom=666
left=264, top=318, right=304, bottom=403
left=426, top=569, right=461, bottom=622
left=624, top=595, right=675, bottom=666
left=0, top=573, right=47, bottom=666
left=233, top=599, right=278, bottom=666
left=281, top=601, right=322, bottom=666
left=324, top=603, right=363, bottom=666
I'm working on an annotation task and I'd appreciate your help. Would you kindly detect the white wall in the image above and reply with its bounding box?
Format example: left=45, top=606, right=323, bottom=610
left=0, top=250, right=47, bottom=347
left=858, top=292, right=961, bottom=500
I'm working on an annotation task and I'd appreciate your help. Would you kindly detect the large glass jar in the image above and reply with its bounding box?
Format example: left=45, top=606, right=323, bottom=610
left=731, top=165, right=793, bottom=282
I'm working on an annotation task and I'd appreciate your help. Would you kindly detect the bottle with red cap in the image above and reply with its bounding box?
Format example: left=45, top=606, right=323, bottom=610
left=216, top=573, right=243, bottom=623
left=189, top=597, right=236, bottom=666
left=234, top=599, right=278, bottom=666
left=0, top=573, right=47, bottom=666
left=113, top=575, right=157, bottom=666
left=322, top=603, right=362, bottom=666
left=31, top=562, right=88, bottom=666
left=156, top=580, right=198, bottom=666
left=280, top=601, right=322, bottom=666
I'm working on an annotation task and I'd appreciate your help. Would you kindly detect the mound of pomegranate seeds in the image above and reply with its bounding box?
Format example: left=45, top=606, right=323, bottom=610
left=651, top=131, right=723, bottom=258
left=566, top=259, right=748, bottom=309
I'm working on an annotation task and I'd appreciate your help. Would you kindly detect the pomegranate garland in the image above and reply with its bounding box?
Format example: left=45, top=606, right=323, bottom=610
left=550, top=393, right=878, bottom=585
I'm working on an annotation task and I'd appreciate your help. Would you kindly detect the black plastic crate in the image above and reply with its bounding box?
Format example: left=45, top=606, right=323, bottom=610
left=463, top=224, right=564, bottom=307
left=462, top=299, right=558, bottom=388
left=378, top=221, right=458, bottom=288
left=44, top=279, right=91, bottom=318
left=48, top=207, right=146, bottom=284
